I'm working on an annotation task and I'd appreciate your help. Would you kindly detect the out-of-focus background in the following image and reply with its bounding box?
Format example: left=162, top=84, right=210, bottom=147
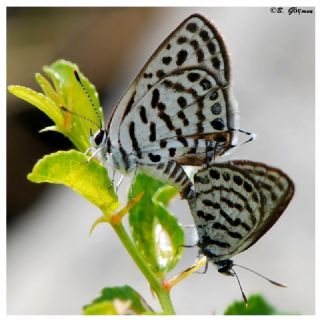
left=7, top=7, right=315, bottom=315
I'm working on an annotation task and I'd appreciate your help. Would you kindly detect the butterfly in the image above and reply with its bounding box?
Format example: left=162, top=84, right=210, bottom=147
left=188, top=160, right=294, bottom=277
left=86, top=14, right=252, bottom=198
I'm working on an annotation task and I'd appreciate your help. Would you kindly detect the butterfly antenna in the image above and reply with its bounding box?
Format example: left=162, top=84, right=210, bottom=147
left=231, top=267, right=248, bottom=307
left=233, top=263, right=287, bottom=287
left=73, top=69, right=103, bottom=129
left=60, top=106, right=100, bottom=130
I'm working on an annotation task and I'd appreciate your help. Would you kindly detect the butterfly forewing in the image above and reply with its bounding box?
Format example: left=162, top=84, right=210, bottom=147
left=94, top=14, right=244, bottom=196
left=115, top=14, right=237, bottom=159
left=190, top=161, right=294, bottom=262
left=132, top=14, right=231, bottom=103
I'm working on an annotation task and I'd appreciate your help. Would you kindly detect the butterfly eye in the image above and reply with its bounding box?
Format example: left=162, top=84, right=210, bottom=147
left=93, top=129, right=106, bottom=147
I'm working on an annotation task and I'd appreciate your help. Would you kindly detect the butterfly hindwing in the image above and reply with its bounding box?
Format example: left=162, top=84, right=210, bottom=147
left=190, top=161, right=294, bottom=261
left=191, top=163, right=263, bottom=261
left=229, top=160, right=294, bottom=249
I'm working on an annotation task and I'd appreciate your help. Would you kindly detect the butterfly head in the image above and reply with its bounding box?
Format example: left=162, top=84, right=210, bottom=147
left=90, top=128, right=108, bottom=149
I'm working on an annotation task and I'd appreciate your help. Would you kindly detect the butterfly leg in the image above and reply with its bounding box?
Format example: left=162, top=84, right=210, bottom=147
left=111, top=168, right=115, bottom=185
left=115, top=174, right=125, bottom=193
left=203, top=139, right=222, bottom=166
left=128, top=165, right=138, bottom=198
left=141, top=160, right=194, bottom=199
left=204, top=140, right=210, bottom=167
left=194, top=256, right=209, bottom=274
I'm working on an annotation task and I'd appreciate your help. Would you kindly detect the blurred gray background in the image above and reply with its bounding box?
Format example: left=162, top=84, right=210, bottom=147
left=7, top=7, right=315, bottom=314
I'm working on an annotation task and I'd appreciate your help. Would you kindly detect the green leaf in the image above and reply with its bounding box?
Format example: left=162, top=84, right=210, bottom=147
left=8, top=85, right=64, bottom=128
left=129, top=173, right=184, bottom=276
left=27, top=150, right=119, bottom=215
left=224, top=294, right=280, bottom=315
left=8, top=59, right=103, bottom=152
left=83, top=285, right=154, bottom=315
left=35, top=72, right=62, bottom=106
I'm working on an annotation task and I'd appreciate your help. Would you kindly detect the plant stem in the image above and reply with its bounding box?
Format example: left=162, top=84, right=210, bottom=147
left=111, top=223, right=175, bottom=314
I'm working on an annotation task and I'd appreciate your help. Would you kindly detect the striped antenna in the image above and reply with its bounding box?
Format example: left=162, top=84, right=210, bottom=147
left=60, top=106, right=100, bottom=130
left=233, top=263, right=287, bottom=288
left=231, top=267, right=248, bottom=307
left=73, top=69, right=103, bottom=128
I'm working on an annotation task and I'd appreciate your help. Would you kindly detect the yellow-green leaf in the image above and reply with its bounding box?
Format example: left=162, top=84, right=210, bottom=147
left=83, top=285, right=154, bottom=315
left=224, top=294, right=294, bottom=315
left=129, top=173, right=184, bottom=276
left=8, top=59, right=103, bottom=152
left=27, top=150, right=119, bottom=214
left=8, top=85, right=64, bottom=127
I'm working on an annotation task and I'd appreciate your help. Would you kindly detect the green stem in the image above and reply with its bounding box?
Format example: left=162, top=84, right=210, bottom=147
left=111, top=223, right=175, bottom=314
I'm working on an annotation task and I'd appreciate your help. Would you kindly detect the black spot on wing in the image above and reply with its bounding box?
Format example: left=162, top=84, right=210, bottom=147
left=160, top=140, right=167, bottom=148
left=149, top=122, right=156, bottom=142
left=162, top=56, right=172, bottom=65
left=197, top=210, right=215, bottom=221
left=139, top=106, right=148, bottom=124
left=207, top=41, right=216, bottom=54
left=211, top=118, right=225, bottom=130
left=222, top=172, right=230, bottom=181
left=219, top=208, right=251, bottom=232
left=177, top=136, right=188, bottom=147
left=190, top=39, right=199, bottom=49
left=177, top=96, right=187, bottom=108
left=194, top=175, right=209, bottom=184
left=159, top=111, right=174, bottom=130
left=196, top=49, right=204, bottom=63
left=199, top=30, right=209, bottom=41
left=177, top=36, right=187, bottom=44
left=151, top=89, right=160, bottom=108
left=129, top=122, right=142, bottom=159
left=233, top=175, right=243, bottom=186
left=148, top=153, right=161, bottom=162
left=186, top=22, right=198, bottom=32
left=200, top=78, right=212, bottom=90
left=209, top=169, right=220, bottom=180
left=211, top=56, right=221, bottom=69
left=202, top=199, right=220, bottom=209
left=211, top=103, right=221, bottom=115
left=176, top=50, right=188, bottom=66
left=156, top=69, right=165, bottom=78
left=169, top=148, right=176, bottom=157
left=177, top=110, right=189, bottom=126
left=199, top=235, right=230, bottom=248
left=187, top=72, right=200, bottom=82
left=157, top=102, right=166, bottom=111
left=244, top=181, right=253, bottom=192
left=209, top=91, right=219, bottom=100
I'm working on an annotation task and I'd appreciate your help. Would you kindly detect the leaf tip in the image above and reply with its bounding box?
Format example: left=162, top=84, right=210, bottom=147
left=89, top=216, right=108, bottom=236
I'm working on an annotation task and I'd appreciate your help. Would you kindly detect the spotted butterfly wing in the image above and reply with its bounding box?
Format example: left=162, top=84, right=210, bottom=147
left=189, top=161, right=294, bottom=262
left=92, top=14, right=240, bottom=197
